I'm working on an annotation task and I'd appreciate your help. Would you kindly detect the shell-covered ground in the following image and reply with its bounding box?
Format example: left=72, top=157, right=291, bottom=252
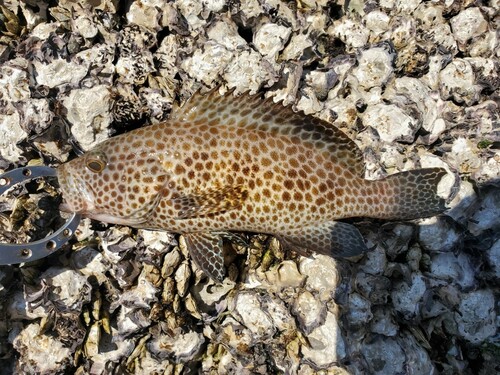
left=0, top=0, right=499, bottom=374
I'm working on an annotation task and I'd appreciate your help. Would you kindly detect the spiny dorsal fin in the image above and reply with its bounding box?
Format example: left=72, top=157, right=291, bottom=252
left=171, top=88, right=365, bottom=177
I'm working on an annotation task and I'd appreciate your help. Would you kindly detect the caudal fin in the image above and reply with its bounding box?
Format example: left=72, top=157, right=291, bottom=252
left=378, top=168, right=448, bottom=220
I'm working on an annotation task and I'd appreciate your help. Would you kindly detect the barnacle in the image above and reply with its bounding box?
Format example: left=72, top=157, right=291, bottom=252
left=0, top=5, right=24, bottom=38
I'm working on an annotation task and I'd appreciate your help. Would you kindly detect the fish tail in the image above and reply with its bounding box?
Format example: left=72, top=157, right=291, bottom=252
left=373, top=168, right=448, bottom=220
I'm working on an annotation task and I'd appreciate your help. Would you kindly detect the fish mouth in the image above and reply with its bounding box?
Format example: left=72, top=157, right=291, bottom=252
left=56, top=164, right=151, bottom=226
left=56, top=164, right=96, bottom=213
left=59, top=202, right=72, bottom=213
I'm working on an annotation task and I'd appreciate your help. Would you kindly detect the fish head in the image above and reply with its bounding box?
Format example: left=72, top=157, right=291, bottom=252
left=57, top=136, right=167, bottom=226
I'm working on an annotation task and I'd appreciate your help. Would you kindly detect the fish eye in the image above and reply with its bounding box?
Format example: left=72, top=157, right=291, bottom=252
left=85, top=152, right=108, bottom=173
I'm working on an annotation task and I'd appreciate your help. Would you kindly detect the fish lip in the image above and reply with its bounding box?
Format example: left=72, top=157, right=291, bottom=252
left=59, top=202, right=72, bottom=213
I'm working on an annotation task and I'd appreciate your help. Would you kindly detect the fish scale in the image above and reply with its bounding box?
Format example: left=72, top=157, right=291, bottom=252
left=57, top=89, right=447, bottom=281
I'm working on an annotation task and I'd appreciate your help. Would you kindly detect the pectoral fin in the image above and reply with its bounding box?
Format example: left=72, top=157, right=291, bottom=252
left=278, top=221, right=369, bottom=258
left=171, top=185, right=248, bottom=219
left=184, top=232, right=225, bottom=282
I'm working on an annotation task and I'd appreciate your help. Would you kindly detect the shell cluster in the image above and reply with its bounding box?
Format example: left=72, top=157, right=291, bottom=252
left=0, top=0, right=498, bottom=374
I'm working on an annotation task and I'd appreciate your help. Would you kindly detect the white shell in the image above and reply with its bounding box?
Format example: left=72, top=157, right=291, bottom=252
left=361, top=337, right=405, bottom=375
left=41, top=267, right=92, bottom=311
left=362, top=103, right=419, bottom=143
left=292, top=290, right=326, bottom=333
left=450, top=7, right=488, bottom=46
left=127, top=1, right=161, bottom=31
left=346, top=293, right=372, bottom=328
left=148, top=330, right=205, bottom=361
left=223, top=49, right=277, bottom=93
left=299, top=255, right=340, bottom=301
left=391, top=273, right=426, bottom=320
left=329, top=18, right=369, bottom=49
left=34, top=59, right=88, bottom=88
left=253, top=23, right=291, bottom=58
left=181, top=41, right=233, bottom=85
left=371, top=307, right=398, bottom=336
left=418, top=217, right=461, bottom=252
left=352, top=46, right=394, bottom=90
left=301, top=311, right=346, bottom=367
left=455, top=290, right=496, bottom=343
left=428, top=252, right=476, bottom=290
left=231, top=292, right=276, bottom=340
left=10, top=323, right=72, bottom=373
left=0, top=110, right=27, bottom=163
left=439, top=59, right=480, bottom=105
left=468, top=188, right=500, bottom=235
left=62, top=86, right=112, bottom=150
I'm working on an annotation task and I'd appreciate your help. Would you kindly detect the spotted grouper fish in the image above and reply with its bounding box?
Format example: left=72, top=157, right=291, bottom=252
left=57, top=90, right=447, bottom=281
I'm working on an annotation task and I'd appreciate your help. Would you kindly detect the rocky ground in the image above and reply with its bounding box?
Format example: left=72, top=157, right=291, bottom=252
left=0, top=0, right=498, bottom=374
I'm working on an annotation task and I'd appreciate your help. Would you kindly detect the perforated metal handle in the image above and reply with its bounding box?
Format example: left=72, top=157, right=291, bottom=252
left=0, top=166, right=81, bottom=265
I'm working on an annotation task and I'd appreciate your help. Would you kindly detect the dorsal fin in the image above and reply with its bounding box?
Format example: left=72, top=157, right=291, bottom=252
left=171, top=88, right=365, bottom=176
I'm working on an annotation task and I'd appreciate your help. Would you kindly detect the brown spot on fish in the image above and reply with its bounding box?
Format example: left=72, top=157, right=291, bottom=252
left=315, top=197, right=326, bottom=206
left=264, top=171, right=273, bottom=180
left=261, top=157, right=272, bottom=167
left=289, top=158, right=299, bottom=168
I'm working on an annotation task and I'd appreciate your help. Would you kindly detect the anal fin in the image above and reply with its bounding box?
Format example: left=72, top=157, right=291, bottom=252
left=184, top=232, right=225, bottom=282
left=278, top=221, right=369, bottom=258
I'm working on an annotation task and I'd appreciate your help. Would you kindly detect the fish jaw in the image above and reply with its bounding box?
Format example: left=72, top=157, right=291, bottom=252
left=57, top=163, right=96, bottom=213
left=57, top=163, right=149, bottom=226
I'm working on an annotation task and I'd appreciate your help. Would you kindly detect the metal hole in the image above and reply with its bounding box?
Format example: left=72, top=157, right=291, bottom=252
left=0, top=177, right=10, bottom=186
left=22, top=168, right=32, bottom=177
left=20, top=248, right=32, bottom=259
left=62, top=228, right=72, bottom=237
left=46, top=240, right=57, bottom=251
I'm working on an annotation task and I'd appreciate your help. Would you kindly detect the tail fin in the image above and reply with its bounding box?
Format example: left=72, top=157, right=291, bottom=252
left=378, top=168, right=448, bottom=220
